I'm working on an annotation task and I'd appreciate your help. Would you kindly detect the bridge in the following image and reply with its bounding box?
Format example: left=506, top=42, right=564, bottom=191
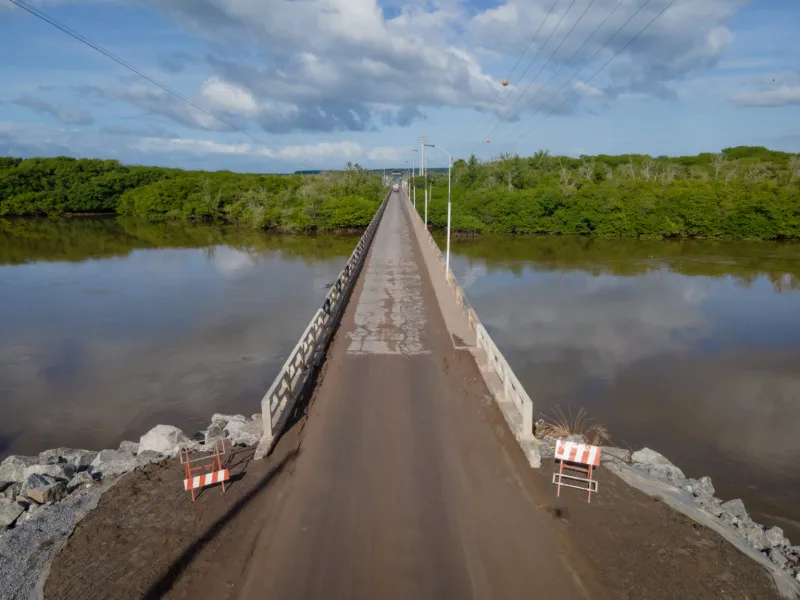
left=247, top=190, right=585, bottom=599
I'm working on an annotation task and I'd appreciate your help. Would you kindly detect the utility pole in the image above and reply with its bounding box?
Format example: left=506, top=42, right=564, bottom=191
left=420, top=136, right=427, bottom=227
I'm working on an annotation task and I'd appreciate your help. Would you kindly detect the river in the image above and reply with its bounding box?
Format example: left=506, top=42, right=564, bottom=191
left=2, top=218, right=799, bottom=542
left=443, top=234, right=800, bottom=542
left=0, top=217, right=359, bottom=460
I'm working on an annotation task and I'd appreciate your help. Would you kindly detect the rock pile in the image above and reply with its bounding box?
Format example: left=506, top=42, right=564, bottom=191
left=0, top=414, right=263, bottom=533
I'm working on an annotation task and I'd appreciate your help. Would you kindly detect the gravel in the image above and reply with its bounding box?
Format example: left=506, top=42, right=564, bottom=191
left=0, top=479, right=114, bottom=600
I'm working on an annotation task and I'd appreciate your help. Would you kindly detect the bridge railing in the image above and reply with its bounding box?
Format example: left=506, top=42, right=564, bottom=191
left=255, top=190, right=391, bottom=458
left=403, top=194, right=535, bottom=441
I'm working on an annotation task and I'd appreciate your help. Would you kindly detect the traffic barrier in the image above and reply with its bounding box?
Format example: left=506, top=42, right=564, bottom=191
left=181, top=439, right=228, bottom=502
left=552, top=439, right=601, bottom=503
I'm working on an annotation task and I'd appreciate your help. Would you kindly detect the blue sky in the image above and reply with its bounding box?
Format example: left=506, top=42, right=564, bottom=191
left=0, top=0, right=798, bottom=172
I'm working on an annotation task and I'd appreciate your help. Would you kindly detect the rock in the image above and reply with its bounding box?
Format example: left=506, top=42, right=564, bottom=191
left=17, top=503, right=45, bottom=524
left=136, top=451, right=166, bottom=465
left=251, top=413, right=262, bottom=421
left=720, top=512, right=740, bottom=527
left=631, top=447, right=685, bottom=481
left=765, top=526, right=786, bottom=548
left=61, top=449, right=97, bottom=471
left=211, top=413, right=246, bottom=425
left=739, top=524, right=767, bottom=550
left=23, top=463, right=76, bottom=482
left=795, top=571, right=800, bottom=582
left=768, top=548, right=789, bottom=568
left=631, top=447, right=671, bottom=465
left=25, top=481, right=67, bottom=504
left=224, top=419, right=262, bottom=446
left=89, top=449, right=138, bottom=479
left=720, top=499, right=748, bottom=520
left=564, top=433, right=586, bottom=444
left=696, top=495, right=723, bottom=516
left=38, top=447, right=72, bottom=465
left=66, top=471, right=96, bottom=493
left=600, top=447, right=631, bottom=464
left=0, top=500, right=25, bottom=528
left=694, top=476, right=715, bottom=498
left=539, top=442, right=555, bottom=459
left=138, top=424, right=193, bottom=456
left=205, top=422, right=226, bottom=445
left=534, top=419, right=548, bottom=439
left=0, top=482, right=21, bottom=501
left=118, top=440, right=140, bottom=454
left=0, top=455, right=38, bottom=482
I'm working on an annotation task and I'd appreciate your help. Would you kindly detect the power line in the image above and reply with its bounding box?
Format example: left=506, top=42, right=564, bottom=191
left=487, top=0, right=600, bottom=138
left=508, top=0, right=678, bottom=148
left=490, top=0, right=654, bottom=148
left=7, top=0, right=266, bottom=146
left=460, top=0, right=562, bottom=143
left=476, top=0, right=577, bottom=143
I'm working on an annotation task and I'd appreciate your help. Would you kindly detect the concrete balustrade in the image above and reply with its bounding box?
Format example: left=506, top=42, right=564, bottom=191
left=255, top=190, right=391, bottom=459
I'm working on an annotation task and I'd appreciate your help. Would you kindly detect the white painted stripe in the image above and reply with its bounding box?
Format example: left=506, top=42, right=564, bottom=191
left=554, top=440, right=601, bottom=466
left=587, top=446, right=599, bottom=466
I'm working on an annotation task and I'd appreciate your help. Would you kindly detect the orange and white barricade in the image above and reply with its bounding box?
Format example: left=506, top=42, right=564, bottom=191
left=181, top=439, right=229, bottom=502
left=552, top=440, right=601, bottom=503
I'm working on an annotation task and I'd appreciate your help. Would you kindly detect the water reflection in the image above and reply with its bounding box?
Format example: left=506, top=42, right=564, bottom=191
left=446, top=235, right=800, bottom=541
left=0, top=217, right=359, bottom=458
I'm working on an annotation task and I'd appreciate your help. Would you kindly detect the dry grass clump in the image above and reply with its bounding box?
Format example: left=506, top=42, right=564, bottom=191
left=536, top=405, right=611, bottom=446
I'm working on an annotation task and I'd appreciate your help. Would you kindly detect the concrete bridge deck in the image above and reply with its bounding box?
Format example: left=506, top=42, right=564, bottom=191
left=235, top=192, right=589, bottom=599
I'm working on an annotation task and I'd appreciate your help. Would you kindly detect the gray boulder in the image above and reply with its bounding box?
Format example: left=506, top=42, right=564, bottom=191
left=17, top=503, right=45, bottom=524
left=765, top=526, right=787, bottom=548
left=38, top=447, right=73, bottom=465
left=66, top=471, right=96, bottom=493
left=26, top=480, right=67, bottom=504
left=694, top=476, right=715, bottom=498
left=138, top=424, right=193, bottom=456
left=738, top=523, right=767, bottom=550
left=62, top=449, right=97, bottom=471
left=0, top=456, right=38, bottom=482
left=89, top=449, right=138, bottom=479
left=205, top=422, right=226, bottom=445
left=0, top=500, right=25, bottom=528
left=211, top=413, right=246, bottom=424
left=136, top=450, right=166, bottom=465
left=224, top=419, right=261, bottom=446
left=0, top=481, right=21, bottom=501
left=768, top=548, right=789, bottom=568
left=118, top=440, right=140, bottom=454
left=631, top=447, right=685, bottom=481
left=23, top=463, right=76, bottom=482
left=600, top=447, right=631, bottom=465
left=720, top=498, right=748, bottom=520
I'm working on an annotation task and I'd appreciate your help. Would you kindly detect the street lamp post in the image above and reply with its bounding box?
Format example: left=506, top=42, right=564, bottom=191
left=411, top=149, right=418, bottom=208
left=425, top=144, right=453, bottom=278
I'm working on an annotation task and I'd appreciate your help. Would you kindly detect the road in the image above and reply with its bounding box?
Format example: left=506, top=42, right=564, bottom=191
left=236, top=192, right=591, bottom=599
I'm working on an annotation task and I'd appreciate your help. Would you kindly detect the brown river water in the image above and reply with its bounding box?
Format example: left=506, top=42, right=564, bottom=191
left=443, top=234, right=800, bottom=542
left=1, top=217, right=799, bottom=542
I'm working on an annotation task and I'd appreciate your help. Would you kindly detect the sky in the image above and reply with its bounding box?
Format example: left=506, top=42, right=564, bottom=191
left=0, top=0, right=798, bottom=172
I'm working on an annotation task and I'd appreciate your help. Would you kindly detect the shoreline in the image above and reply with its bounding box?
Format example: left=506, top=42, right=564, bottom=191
left=536, top=430, right=800, bottom=591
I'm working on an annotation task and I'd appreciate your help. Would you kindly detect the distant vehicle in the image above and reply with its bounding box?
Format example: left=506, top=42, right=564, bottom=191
left=392, top=183, right=399, bottom=192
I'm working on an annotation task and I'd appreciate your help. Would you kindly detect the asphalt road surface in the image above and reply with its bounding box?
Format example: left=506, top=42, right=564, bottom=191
left=236, top=192, right=591, bottom=599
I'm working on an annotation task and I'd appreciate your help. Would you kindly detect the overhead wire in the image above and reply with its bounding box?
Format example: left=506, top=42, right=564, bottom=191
left=483, top=0, right=576, bottom=128
left=488, top=0, right=654, bottom=149
left=460, top=0, right=562, bottom=144
left=486, top=0, right=600, bottom=139
left=507, top=0, right=679, bottom=148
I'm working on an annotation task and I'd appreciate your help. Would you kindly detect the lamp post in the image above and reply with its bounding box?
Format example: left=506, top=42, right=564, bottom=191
left=411, top=149, right=418, bottom=208
left=424, top=144, right=453, bottom=278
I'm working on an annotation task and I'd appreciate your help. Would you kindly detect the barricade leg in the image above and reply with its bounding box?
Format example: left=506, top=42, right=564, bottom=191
left=587, top=464, right=593, bottom=504
left=557, top=459, right=564, bottom=497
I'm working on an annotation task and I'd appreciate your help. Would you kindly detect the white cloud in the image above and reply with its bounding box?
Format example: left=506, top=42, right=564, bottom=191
left=277, top=141, right=363, bottom=159
left=730, top=85, right=800, bottom=108
left=131, top=137, right=273, bottom=156
left=201, top=76, right=259, bottom=116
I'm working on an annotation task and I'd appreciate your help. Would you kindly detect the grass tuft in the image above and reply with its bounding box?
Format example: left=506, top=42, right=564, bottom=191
left=536, top=405, right=611, bottom=446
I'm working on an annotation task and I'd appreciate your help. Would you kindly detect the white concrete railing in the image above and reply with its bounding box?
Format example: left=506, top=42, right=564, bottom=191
left=403, top=193, right=535, bottom=439
left=255, top=191, right=391, bottom=458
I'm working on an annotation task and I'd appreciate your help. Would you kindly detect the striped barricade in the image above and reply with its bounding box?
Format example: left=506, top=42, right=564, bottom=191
left=552, top=440, right=601, bottom=503
left=181, top=439, right=228, bottom=502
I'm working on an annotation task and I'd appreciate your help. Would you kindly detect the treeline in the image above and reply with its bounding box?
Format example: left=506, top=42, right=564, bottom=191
left=417, top=146, right=800, bottom=239
left=0, top=157, right=385, bottom=231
